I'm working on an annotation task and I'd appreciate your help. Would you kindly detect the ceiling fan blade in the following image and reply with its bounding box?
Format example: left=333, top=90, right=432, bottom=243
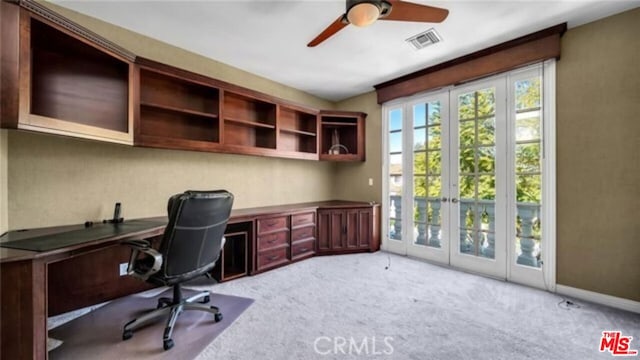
left=381, top=1, right=449, bottom=23
left=307, top=15, right=348, bottom=47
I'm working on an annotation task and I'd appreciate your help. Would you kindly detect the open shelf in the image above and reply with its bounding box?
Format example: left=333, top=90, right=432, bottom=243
left=280, top=128, right=317, bottom=137
left=137, top=67, right=220, bottom=145
left=278, top=106, right=318, bottom=154
left=223, top=91, right=277, bottom=149
left=140, top=69, right=219, bottom=117
left=140, top=101, right=218, bottom=119
left=29, top=18, right=129, bottom=134
left=225, top=116, right=276, bottom=129
left=213, top=222, right=251, bottom=282
left=321, top=122, right=358, bottom=127
left=139, top=106, right=219, bottom=142
left=319, top=112, right=365, bottom=161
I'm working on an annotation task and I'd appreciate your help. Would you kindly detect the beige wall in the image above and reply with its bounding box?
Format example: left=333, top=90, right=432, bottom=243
left=3, top=3, right=337, bottom=230
left=334, top=92, right=382, bottom=203
left=0, top=130, right=7, bottom=234
left=556, top=8, right=640, bottom=301
left=8, top=131, right=335, bottom=229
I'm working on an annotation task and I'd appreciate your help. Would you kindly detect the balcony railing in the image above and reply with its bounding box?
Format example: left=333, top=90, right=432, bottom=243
left=389, top=195, right=540, bottom=267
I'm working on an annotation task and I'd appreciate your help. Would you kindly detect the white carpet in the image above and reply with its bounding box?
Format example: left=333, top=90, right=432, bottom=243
left=191, top=252, right=639, bottom=360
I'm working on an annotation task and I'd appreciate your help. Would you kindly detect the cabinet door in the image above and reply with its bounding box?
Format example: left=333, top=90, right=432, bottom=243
left=330, top=211, right=345, bottom=250
left=345, top=210, right=359, bottom=249
left=357, top=208, right=372, bottom=250
left=317, top=210, right=332, bottom=252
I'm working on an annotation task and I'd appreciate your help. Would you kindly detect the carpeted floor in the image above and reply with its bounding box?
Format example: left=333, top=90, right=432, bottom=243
left=193, top=252, right=639, bottom=360
left=50, top=252, right=639, bottom=359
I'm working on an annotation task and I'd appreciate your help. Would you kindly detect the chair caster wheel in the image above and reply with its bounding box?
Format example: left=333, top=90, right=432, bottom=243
left=163, top=339, right=174, bottom=351
left=122, top=330, right=133, bottom=341
left=201, top=295, right=210, bottom=304
left=214, top=313, right=223, bottom=322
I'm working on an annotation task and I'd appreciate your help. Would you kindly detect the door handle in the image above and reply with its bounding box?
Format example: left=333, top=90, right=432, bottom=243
left=451, top=198, right=459, bottom=203
left=441, top=197, right=448, bottom=202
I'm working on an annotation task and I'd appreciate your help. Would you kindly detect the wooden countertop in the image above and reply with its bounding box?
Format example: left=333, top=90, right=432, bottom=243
left=0, top=200, right=378, bottom=263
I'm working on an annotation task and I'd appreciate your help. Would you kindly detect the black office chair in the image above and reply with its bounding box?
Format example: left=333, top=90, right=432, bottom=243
left=121, top=190, right=233, bottom=351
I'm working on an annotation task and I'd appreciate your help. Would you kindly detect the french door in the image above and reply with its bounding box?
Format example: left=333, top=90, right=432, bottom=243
left=383, top=63, right=555, bottom=289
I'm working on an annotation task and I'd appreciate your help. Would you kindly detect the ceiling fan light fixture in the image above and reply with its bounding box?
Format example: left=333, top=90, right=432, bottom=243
left=347, top=2, right=379, bottom=27
left=346, top=0, right=390, bottom=27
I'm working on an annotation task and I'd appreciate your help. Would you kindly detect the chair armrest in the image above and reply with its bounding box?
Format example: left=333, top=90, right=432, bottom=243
left=122, top=240, right=163, bottom=281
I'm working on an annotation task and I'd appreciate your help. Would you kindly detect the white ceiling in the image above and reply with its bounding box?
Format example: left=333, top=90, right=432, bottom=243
left=53, top=0, right=640, bottom=102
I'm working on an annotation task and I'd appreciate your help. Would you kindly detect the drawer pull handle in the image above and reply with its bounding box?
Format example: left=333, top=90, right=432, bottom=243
left=267, top=238, right=277, bottom=243
left=267, top=221, right=278, bottom=227
left=298, top=248, right=308, bottom=252
left=267, top=255, right=279, bottom=261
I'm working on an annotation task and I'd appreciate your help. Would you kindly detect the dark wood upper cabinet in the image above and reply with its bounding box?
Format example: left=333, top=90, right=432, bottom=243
left=1, top=2, right=367, bottom=162
left=319, top=111, right=366, bottom=162
left=2, top=2, right=135, bottom=144
left=135, top=66, right=221, bottom=149
left=277, top=105, right=319, bottom=158
left=222, top=91, right=277, bottom=149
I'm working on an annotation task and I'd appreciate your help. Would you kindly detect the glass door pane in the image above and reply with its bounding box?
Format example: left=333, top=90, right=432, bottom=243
left=388, top=108, right=403, bottom=243
left=513, top=76, right=542, bottom=268
left=412, top=101, right=444, bottom=249
left=456, top=87, right=497, bottom=259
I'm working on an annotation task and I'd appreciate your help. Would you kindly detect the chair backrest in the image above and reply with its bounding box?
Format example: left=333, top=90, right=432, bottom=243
left=159, top=190, right=233, bottom=281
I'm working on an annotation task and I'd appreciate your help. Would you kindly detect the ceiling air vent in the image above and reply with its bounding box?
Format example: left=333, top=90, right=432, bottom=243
left=406, top=28, right=442, bottom=50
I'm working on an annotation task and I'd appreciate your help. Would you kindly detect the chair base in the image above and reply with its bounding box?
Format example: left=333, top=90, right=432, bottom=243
left=122, top=284, right=223, bottom=351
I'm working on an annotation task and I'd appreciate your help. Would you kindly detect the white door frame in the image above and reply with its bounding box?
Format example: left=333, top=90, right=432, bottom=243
left=381, top=62, right=556, bottom=290
left=448, top=76, right=507, bottom=279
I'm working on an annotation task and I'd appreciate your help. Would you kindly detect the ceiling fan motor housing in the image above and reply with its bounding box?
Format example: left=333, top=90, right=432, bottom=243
left=345, top=0, right=392, bottom=19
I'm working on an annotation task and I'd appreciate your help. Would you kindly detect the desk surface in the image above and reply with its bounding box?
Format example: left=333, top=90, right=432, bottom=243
left=0, top=200, right=376, bottom=263
left=0, top=219, right=167, bottom=252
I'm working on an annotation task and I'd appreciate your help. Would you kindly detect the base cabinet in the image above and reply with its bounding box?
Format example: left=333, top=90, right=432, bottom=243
left=317, top=205, right=379, bottom=255
left=251, top=210, right=317, bottom=274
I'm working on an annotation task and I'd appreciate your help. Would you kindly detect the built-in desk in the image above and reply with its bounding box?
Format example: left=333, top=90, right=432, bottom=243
left=0, top=200, right=379, bottom=359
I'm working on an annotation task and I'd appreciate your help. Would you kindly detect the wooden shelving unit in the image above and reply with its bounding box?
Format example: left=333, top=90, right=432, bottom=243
left=222, top=91, right=277, bottom=149
left=137, top=68, right=220, bottom=145
left=10, top=8, right=135, bottom=144
left=278, top=106, right=318, bottom=155
left=0, top=2, right=368, bottom=161
left=319, top=111, right=366, bottom=161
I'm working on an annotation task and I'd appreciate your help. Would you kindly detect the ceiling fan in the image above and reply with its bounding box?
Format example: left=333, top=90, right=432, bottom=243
left=308, top=0, right=449, bottom=47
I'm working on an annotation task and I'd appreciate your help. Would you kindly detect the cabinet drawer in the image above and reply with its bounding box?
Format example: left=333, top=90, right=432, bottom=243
left=257, top=231, right=288, bottom=251
left=257, top=216, right=288, bottom=235
left=257, top=247, right=289, bottom=270
left=291, top=225, right=315, bottom=242
left=292, top=212, right=315, bottom=227
left=291, top=238, right=315, bottom=259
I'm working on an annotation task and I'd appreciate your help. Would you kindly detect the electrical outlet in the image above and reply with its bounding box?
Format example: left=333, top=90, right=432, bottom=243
left=368, top=178, right=373, bottom=186
left=119, top=262, right=128, bottom=276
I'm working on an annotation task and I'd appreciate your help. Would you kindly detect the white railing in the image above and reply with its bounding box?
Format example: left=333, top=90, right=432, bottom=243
left=388, top=195, right=540, bottom=266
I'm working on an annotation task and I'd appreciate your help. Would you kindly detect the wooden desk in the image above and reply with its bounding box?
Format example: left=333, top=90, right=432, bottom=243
left=0, top=220, right=167, bottom=360
left=0, top=200, right=379, bottom=359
